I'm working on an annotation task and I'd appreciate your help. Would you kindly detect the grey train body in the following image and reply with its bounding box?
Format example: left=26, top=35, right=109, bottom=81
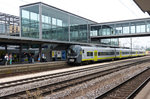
left=67, top=45, right=145, bottom=65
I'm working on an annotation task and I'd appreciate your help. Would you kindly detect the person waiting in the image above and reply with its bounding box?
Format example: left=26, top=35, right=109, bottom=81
left=42, top=53, right=46, bottom=62
left=9, top=53, right=12, bottom=65
left=4, top=53, right=9, bottom=66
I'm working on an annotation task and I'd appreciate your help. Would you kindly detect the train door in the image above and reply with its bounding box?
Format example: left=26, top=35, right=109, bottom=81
left=120, top=50, right=122, bottom=58
left=136, top=51, right=138, bottom=56
left=94, top=50, right=98, bottom=61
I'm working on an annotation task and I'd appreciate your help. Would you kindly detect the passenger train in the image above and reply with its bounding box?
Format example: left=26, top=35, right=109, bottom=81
left=67, top=45, right=146, bottom=65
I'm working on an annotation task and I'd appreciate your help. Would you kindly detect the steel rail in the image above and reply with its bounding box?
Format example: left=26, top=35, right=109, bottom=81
left=0, top=57, right=148, bottom=89
left=1, top=58, right=149, bottom=98
left=96, top=67, right=150, bottom=99
left=126, top=76, right=150, bottom=99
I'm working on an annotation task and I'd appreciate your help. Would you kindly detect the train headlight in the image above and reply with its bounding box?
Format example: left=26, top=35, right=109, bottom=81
left=69, top=59, right=74, bottom=62
left=68, top=50, right=71, bottom=54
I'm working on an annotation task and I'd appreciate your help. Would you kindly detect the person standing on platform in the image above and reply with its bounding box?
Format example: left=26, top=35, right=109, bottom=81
left=55, top=54, right=57, bottom=61
left=38, top=54, right=41, bottom=62
left=42, top=53, right=46, bottom=62
left=9, top=53, right=12, bottom=65
left=28, top=53, right=32, bottom=63
left=4, top=53, right=9, bottom=66
left=31, top=54, right=34, bottom=63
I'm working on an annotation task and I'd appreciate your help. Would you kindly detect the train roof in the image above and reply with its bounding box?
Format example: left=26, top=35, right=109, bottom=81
left=70, top=45, right=145, bottom=51
left=80, top=46, right=115, bottom=50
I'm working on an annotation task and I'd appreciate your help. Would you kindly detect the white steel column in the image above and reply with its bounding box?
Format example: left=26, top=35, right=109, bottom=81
left=68, top=15, right=70, bottom=42
left=19, top=8, right=22, bottom=37
left=39, top=3, right=42, bottom=39
left=87, top=22, right=90, bottom=43
left=129, top=22, right=131, bottom=34
left=145, top=20, right=147, bottom=33
left=130, top=38, right=132, bottom=55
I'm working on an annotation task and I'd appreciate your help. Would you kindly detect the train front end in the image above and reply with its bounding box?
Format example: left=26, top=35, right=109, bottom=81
left=67, top=45, right=82, bottom=64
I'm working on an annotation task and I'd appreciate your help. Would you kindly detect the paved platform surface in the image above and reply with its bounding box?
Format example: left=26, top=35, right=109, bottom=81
left=134, top=81, right=150, bottom=99
left=0, top=61, right=112, bottom=83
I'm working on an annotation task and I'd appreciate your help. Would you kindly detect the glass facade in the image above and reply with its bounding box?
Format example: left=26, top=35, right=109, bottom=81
left=41, top=4, right=69, bottom=41
left=90, top=19, right=150, bottom=36
left=90, top=25, right=119, bottom=46
left=0, top=12, right=19, bottom=35
left=20, top=2, right=150, bottom=47
left=20, top=2, right=95, bottom=42
left=101, top=39, right=118, bottom=46
left=70, top=15, right=89, bottom=42
left=90, top=19, right=150, bottom=46
left=21, top=4, right=39, bottom=38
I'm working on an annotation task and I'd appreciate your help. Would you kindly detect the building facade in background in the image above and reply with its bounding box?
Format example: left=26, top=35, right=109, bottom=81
left=0, top=12, right=19, bottom=35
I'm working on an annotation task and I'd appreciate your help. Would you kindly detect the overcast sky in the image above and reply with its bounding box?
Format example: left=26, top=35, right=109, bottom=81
left=0, top=0, right=149, bottom=22
left=0, top=0, right=150, bottom=49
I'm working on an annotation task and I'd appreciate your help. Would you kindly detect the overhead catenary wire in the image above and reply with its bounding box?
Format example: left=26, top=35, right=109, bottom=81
left=118, top=0, right=139, bottom=18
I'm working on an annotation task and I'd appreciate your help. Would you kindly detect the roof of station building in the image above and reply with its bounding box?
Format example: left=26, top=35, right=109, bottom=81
left=20, top=2, right=98, bottom=24
left=134, top=0, right=150, bottom=15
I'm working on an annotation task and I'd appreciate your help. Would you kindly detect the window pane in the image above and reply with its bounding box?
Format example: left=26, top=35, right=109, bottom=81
left=21, top=4, right=39, bottom=38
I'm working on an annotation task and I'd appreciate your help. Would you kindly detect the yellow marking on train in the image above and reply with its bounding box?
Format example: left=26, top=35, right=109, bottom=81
left=94, top=50, right=98, bottom=61
left=82, top=58, right=94, bottom=61
left=80, top=51, right=82, bottom=55
left=82, top=56, right=116, bottom=61
left=87, top=51, right=93, bottom=52
left=120, top=51, right=122, bottom=58
left=82, top=54, right=144, bottom=62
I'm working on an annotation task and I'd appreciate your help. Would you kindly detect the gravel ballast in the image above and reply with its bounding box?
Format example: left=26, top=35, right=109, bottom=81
left=45, top=64, right=150, bottom=99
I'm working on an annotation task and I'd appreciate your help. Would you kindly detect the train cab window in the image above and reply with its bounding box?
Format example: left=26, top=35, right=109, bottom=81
left=109, top=52, right=115, bottom=55
left=132, top=52, right=136, bottom=54
left=91, top=52, right=93, bottom=56
left=98, top=52, right=100, bottom=56
left=87, top=52, right=90, bottom=56
left=87, top=52, right=93, bottom=56
left=116, top=52, right=119, bottom=55
left=122, top=52, right=128, bottom=54
left=106, top=52, right=110, bottom=55
left=101, top=52, right=106, bottom=55
left=82, top=50, right=84, bottom=53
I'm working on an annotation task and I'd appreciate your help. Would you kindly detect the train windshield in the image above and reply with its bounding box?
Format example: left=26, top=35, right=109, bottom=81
left=68, top=48, right=77, bottom=56
left=68, top=46, right=80, bottom=56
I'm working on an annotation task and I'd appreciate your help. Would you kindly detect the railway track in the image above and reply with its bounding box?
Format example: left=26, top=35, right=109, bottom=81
left=0, top=55, right=148, bottom=79
left=97, top=67, right=150, bottom=99
left=0, top=56, right=149, bottom=89
left=0, top=56, right=150, bottom=98
left=0, top=56, right=149, bottom=78
left=0, top=55, right=149, bottom=78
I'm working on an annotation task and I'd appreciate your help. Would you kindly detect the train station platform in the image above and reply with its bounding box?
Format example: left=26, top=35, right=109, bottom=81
left=134, top=81, right=150, bottom=99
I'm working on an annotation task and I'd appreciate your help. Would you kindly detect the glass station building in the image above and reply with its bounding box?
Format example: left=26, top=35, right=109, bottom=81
left=20, top=2, right=96, bottom=43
